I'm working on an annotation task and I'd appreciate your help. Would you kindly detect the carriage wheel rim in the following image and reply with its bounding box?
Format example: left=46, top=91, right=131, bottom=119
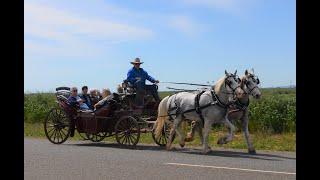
left=115, top=116, right=140, bottom=146
left=44, top=108, right=71, bottom=144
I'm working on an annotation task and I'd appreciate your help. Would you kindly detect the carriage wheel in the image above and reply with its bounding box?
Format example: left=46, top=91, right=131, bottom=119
left=151, top=121, right=175, bottom=146
left=115, top=116, right=140, bottom=147
left=85, top=132, right=108, bottom=142
left=44, top=108, right=71, bottom=144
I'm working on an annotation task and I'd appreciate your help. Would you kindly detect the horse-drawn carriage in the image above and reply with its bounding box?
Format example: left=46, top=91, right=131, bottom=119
left=44, top=82, right=171, bottom=147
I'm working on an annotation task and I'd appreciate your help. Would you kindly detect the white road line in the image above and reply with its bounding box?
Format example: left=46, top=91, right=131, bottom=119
left=165, top=163, right=296, bottom=175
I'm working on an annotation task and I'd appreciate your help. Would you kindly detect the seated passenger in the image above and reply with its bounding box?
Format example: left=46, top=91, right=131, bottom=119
left=94, top=88, right=112, bottom=109
left=79, top=86, right=93, bottom=110
left=67, top=87, right=90, bottom=110
left=89, top=89, right=99, bottom=105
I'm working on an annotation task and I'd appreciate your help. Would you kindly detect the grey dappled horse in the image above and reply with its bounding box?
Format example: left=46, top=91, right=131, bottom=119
left=154, top=70, right=244, bottom=154
left=187, top=69, right=262, bottom=154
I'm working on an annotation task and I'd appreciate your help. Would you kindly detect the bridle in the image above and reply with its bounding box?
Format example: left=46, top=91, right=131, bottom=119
left=222, top=74, right=242, bottom=96
left=242, top=75, right=260, bottom=95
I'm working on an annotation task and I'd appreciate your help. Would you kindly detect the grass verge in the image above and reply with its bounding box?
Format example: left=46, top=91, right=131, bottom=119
left=25, top=123, right=295, bottom=152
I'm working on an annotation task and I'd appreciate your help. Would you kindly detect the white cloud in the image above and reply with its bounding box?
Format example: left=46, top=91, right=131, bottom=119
left=169, top=15, right=206, bottom=37
left=24, top=2, right=154, bottom=57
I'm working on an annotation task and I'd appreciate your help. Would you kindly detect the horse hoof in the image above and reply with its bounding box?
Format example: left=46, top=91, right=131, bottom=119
left=248, top=149, right=256, bottom=155
left=202, top=149, right=211, bottom=154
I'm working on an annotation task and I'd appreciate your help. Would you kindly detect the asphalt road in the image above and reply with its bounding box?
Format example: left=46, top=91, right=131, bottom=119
left=24, top=138, right=296, bottom=180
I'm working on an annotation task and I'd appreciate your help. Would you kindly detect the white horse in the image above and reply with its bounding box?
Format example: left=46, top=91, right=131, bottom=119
left=154, top=70, right=244, bottom=154
left=186, top=69, right=262, bottom=154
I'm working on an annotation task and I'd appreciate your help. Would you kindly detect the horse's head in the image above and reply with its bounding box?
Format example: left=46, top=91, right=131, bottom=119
left=224, top=70, right=244, bottom=99
left=241, top=69, right=261, bottom=99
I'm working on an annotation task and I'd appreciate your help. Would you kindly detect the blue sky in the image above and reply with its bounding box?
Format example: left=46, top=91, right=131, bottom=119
left=24, top=0, right=296, bottom=92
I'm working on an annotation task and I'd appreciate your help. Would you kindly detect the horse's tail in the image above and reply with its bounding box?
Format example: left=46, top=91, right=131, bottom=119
left=154, top=95, right=170, bottom=139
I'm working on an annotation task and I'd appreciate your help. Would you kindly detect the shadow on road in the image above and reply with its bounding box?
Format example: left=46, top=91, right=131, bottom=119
left=67, top=142, right=295, bottom=161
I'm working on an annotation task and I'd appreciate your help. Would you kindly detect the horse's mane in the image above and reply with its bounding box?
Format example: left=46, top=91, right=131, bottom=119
left=240, top=75, right=246, bottom=88
left=214, top=76, right=226, bottom=93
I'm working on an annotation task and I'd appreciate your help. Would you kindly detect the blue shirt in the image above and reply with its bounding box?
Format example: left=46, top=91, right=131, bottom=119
left=79, top=94, right=92, bottom=109
left=127, top=67, right=156, bottom=85
left=67, top=96, right=90, bottom=110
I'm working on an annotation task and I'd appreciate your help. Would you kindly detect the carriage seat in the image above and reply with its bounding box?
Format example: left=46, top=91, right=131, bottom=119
left=56, top=89, right=71, bottom=100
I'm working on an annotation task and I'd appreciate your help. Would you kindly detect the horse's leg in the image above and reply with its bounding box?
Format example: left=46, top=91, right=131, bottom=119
left=185, top=120, right=197, bottom=142
left=176, top=120, right=186, bottom=148
left=197, top=123, right=204, bottom=145
left=166, top=117, right=180, bottom=150
left=242, top=114, right=256, bottom=154
left=217, top=115, right=236, bottom=145
left=202, top=119, right=213, bottom=154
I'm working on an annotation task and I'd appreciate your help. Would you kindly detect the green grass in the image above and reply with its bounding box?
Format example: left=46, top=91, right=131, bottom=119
left=25, top=123, right=295, bottom=152
left=24, top=88, right=296, bottom=133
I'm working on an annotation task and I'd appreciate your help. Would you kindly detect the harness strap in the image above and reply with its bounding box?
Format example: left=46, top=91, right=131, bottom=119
left=235, top=98, right=249, bottom=110
left=195, top=91, right=206, bottom=126
left=167, top=94, right=179, bottom=121
left=211, top=90, right=228, bottom=109
left=163, top=90, right=235, bottom=122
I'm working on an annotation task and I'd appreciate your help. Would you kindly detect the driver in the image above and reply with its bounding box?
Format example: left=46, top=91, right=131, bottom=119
left=127, top=57, right=160, bottom=108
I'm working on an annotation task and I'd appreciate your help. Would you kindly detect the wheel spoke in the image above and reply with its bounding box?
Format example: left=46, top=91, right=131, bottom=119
left=53, top=130, right=57, bottom=142
left=56, top=130, right=61, bottom=142
left=118, top=133, right=126, bottom=139
left=130, top=134, right=137, bottom=142
left=162, top=135, right=167, bottom=144
left=47, top=124, right=55, bottom=128
left=129, top=135, right=136, bottom=144
left=127, top=136, right=131, bottom=145
left=158, top=135, right=162, bottom=143
left=49, top=129, right=57, bottom=140
left=57, top=130, right=62, bottom=143
left=60, top=128, right=67, bottom=137
left=123, top=136, right=128, bottom=145
left=121, top=135, right=126, bottom=144
left=46, top=126, right=55, bottom=134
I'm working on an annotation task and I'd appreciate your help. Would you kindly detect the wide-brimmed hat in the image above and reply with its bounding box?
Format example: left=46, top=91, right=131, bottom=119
left=130, top=58, right=143, bottom=64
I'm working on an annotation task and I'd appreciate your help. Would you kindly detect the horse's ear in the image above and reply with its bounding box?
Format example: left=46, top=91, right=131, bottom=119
left=225, top=70, right=228, bottom=75
left=245, top=70, right=248, bottom=75
left=251, top=68, right=254, bottom=74
left=234, top=70, right=237, bottom=75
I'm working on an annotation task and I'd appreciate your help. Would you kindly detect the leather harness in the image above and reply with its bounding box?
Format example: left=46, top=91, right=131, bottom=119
left=167, top=90, right=232, bottom=127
